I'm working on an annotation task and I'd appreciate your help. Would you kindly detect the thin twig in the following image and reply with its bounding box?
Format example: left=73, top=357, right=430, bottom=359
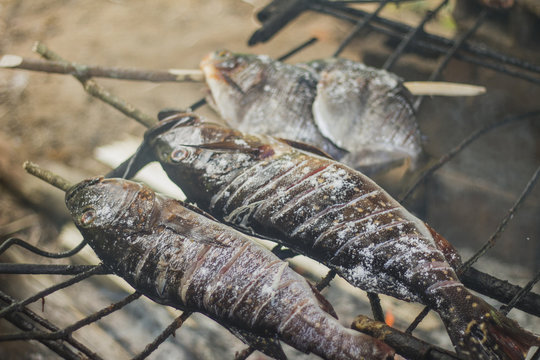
left=32, top=42, right=156, bottom=128
left=23, top=161, right=72, bottom=192
left=0, top=55, right=204, bottom=82
left=131, top=311, right=192, bottom=360
left=352, top=315, right=459, bottom=360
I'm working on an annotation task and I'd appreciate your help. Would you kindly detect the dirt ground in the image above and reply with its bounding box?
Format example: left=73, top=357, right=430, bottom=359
left=1, top=0, right=539, bottom=359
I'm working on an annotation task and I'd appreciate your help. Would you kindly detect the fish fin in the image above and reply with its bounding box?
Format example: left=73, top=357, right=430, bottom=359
left=276, top=137, right=336, bottom=159
left=144, top=112, right=201, bottom=141
left=105, top=142, right=154, bottom=179
left=424, top=223, right=463, bottom=269
left=186, top=139, right=278, bottom=160
left=441, top=296, right=540, bottom=359
left=307, top=282, right=338, bottom=319
left=224, top=325, right=287, bottom=360
left=157, top=108, right=184, bottom=121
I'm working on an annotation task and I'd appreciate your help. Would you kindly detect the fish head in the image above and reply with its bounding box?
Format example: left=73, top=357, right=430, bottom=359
left=200, top=50, right=268, bottom=122
left=66, top=177, right=156, bottom=234
left=144, top=112, right=281, bottom=206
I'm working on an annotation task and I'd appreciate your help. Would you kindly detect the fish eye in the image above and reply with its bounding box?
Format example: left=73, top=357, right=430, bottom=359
left=80, top=208, right=96, bottom=227
left=170, top=148, right=189, bottom=162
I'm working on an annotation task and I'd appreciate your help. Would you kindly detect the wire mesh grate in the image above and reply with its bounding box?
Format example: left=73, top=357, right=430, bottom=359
left=1, top=1, right=539, bottom=359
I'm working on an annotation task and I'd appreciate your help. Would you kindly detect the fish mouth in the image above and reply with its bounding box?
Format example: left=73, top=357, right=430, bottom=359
left=65, top=177, right=103, bottom=203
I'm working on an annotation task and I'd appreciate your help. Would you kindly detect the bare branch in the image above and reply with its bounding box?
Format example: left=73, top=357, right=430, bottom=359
left=32, top=42, right=156, bottom=128
left=352, top=315, right=460, bottom=360
left=23, top=161, right=73, bottom=192
left=0, top=54, right=204, bottom=83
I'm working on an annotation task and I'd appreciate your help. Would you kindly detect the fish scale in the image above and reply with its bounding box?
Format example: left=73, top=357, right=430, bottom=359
left=66, top=177, right=397, bottom=360
left=121, top=113, right=540, bottom=359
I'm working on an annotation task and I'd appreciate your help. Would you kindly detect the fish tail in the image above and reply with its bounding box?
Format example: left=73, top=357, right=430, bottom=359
left=439, top=295, right=539, bottom=359
left=281, top=309, right=396, bottom=360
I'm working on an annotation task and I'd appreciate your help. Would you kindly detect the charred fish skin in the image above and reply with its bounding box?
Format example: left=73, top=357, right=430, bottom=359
left=65, top=177, right=396, bottom=360
left=201, top=50, right=422, bottom=172
left=201, top=50, right=345, bottom=160
left=145, top=114, right=540, bottom=360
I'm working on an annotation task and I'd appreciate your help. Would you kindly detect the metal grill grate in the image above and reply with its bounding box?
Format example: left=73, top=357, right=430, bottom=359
left=0, top=1, right=539, bottom=359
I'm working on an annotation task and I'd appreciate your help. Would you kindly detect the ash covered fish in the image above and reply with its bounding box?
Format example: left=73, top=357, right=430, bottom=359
left=66, top=176, right=397, bottom=360
left=110, top=113, right=540, bottom=360
left=200, top=50, right=422, bottom=173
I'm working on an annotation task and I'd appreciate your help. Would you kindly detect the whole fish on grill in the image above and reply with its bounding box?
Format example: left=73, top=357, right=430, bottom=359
left=109, top=112, right=540, bottom=360
left=200, top=50, right=422, bottom=173
left=65, top=176, right=397, bottom=360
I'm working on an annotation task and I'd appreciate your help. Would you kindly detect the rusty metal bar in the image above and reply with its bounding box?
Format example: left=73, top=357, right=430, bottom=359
left=0, top=237, right=87, bottom=258
left=131, top=311, right=193, bottom=360
left=0, top=265, right=104, bottom=319
left=460, top=164, right=540, bottom=273
left=0, top=263, right=108, bottom=275
left=400, top=111, right=540, bottom=203
left=500, top=269, right=540, bottom=315
left=0, top=292, right=141, bottom=342
left=0, top=290, right=103, bottom=360
left=383, top=0, right=449, bottom=70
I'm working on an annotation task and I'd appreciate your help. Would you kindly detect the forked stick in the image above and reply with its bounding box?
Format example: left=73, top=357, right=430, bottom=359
left=1, top=54, right=486, bottom=97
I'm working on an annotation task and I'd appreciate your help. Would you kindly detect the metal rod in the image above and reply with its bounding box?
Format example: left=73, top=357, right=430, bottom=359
left=0, top=263, right=108, bottom=275
left=0, top=237, right=87, bottom=258
left=131, top=311, right=192, bottom=360
left=460, top=165, right=540, bottom=273
left=383, top=0, right=449, bottom=71
left=0, top=292, right=141, bottom=342
left=316, top=269, right=337, bottom=291
left=414, top=9, right=489, bottom=109
left=0, top=290, right=103, bottom=360
left=400, top=111, right=540, bottom=203
left=499, top=269, right=540, bottom=315
left=366, top=292, right=385, bottom=322
left=312, top=2, right=540, bottom=76
left=405, top=306, right=430, bottom=334
left=0, top=265, right=104, bottom=319
left=333, top=0, right=391, bottom=57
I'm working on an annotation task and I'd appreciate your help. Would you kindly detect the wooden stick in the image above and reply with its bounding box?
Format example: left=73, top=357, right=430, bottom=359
left=403, top=81, right=486, bottom=96
left=23, top=161, right=73, bottom=192
left=2, top=54, right=485, bottom=96
left=31, top=43, right=157, bottom=128
left=0, top=54, right=204, bottom=82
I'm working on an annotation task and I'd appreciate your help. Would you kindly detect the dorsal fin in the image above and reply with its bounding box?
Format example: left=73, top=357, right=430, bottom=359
left=276, top=137, right=336, bottom=160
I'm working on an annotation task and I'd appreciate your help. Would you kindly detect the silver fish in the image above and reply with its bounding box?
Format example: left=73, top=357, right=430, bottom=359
left=201, top=50, right=422, bottom=172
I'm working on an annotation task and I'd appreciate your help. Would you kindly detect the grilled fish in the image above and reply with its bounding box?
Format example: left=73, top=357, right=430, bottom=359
left=66, top=176, right=396, bottom=360
left=201, top=50, right=422, bottom=173
left=110, top=113, right=540, bottom=360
